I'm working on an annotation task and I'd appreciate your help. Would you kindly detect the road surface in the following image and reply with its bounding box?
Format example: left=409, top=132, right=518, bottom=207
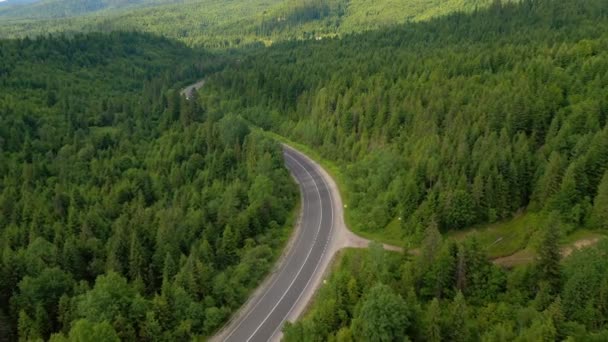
left=177, top=78, right=401, bottom=341
left=216, top=145, right=333, bottom=342
left=180, top=79, right=205, bottom=99
left=212, top=144, right=401, bottom=342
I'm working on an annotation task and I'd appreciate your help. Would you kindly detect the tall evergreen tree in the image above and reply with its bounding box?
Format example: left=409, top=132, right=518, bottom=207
left=537, top=216, right=562, bottom=295
left=590, top=171, right=608, bottom=230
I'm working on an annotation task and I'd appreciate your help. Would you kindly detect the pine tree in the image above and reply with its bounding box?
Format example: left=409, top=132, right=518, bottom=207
left=448, top=291, right=470, bottom=342
left=590, top=171, right=608, bottom=229
left=545, top=297, right=566, bottom=340
left=424, top=298, right=442, bottom=342
left=217, top=225, right=238, bottom=268
left=537, top=215, right=562, bottom=295
left=421, top=219, right=442, bottom=265
left=128, top=231, right=145, bottom=282
left=533, top=152, right=563, bottom=208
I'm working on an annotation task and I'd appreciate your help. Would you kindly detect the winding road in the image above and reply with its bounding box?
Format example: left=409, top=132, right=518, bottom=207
left=180, top=81, right=398, bottom=341
left=213, top=144, right=383, bottom=342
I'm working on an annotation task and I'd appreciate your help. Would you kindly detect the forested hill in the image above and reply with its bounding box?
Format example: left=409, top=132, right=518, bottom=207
left=180, top=0, right=608, bottom=340
left=0, top=32, right=297, bottom=340
left=200, top=0, right=608, bottom=243
left=0, top=0, right=182, bottom=19
left=0, top=0, right=503, bottom=48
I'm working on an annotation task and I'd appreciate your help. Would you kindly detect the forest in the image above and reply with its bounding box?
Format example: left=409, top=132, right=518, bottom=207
left=0, top=0, right=501, bottom=49
left=191, top=0, right=608, bottom=339
left=1, top=0, right=608, bottom=340
left=0, top=32, right=297, bottom=340
left=200, top=0, right=608, bottom=242
left=284, top=231, right=608, bottom=341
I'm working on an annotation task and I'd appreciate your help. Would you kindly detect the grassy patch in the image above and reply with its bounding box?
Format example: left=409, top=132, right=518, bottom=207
left=363, top=216, right=413, bottom=248
left=560, top=229, right=607, bottom=245
left=450, top=213, right=608, bottom=267
left=448, top=213, right=542, bottom=259
left=257, top=129, right=414, bottom=248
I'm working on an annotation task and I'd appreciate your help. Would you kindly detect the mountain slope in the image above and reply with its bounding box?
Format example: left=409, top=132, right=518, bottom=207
left=199, top=0, right=608, bottom=243
left=0, top=0, right=182, bottom=18
left=0, top=32, right=298, bottom=340
left=0, top=0, right=504, bottom=48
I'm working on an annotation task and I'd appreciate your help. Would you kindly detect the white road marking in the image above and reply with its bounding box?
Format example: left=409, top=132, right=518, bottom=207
left=223, top=155, right=311, bottom=341
left=268, top=148, right=335, bottom=340
left=245, top=151, right=324, bottom=342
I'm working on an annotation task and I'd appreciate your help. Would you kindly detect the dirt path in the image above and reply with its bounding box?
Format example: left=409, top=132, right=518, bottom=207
left=561, top=237, right=602, bottom=257
left=493, top=236, right=604, bottom=268
left=180, top=79, right=205, bottom=99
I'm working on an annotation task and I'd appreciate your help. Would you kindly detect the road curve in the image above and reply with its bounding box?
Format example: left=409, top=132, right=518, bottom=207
left=183, top=79, right=401, bottom=341
left=217, top=145, right=335, bottom=342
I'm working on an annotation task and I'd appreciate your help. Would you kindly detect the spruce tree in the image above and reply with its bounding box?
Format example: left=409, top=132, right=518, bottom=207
left=590, top=171, right=608, bottom=229
left=537, top=215, right=562, bottom=295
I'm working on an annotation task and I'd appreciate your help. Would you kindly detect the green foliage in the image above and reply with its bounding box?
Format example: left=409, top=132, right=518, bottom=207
left=351, top=283, right=410, bottom=341
left=562, top=240, right=608, bottom=330
left=199, top=0, right=608, bottom=245
left=50, top=319, right=120, bottom=342
left=591, top=172, right=608, bottom=229
left=0, top=32, right=297, bottom=340
left=536, top=214, right=562, bottom=295
left=291, top=239, right=608, bottom=341
left=0, top=0, right=504, bottom=49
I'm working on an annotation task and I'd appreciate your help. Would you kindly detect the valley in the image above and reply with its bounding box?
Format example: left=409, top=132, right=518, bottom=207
left=1, top=0, right=608, bottom=341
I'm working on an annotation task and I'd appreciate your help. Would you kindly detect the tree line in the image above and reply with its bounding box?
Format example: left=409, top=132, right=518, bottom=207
left=284, top=222, right=608, bottom=341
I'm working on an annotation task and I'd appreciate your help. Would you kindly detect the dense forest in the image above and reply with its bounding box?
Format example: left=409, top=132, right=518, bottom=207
left=0, top=32, right=297, bottom=340
left=0, top=0, right=181, bottom=19
left=200, top=0, right=608, bottom=242
left=2, top=0, right=608, bottom=341
left=0, top=0, right=500, bottom=49
left=177, top=0, right=608, bottom=340
left=285, top=232, right=608, bottom=341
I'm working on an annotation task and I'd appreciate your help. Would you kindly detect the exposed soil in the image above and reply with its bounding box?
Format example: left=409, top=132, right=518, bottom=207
left=493, top=236, right=604, bottom=268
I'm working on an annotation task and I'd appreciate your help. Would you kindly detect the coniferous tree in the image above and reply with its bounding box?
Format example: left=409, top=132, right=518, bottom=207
left=537, top=216, right=562, bottom=295
left=590, top=172, right=608, bottom=230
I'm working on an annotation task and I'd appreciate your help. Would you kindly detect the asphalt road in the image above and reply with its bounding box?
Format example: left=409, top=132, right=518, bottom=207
left=221, top=145, right=335, bottom=342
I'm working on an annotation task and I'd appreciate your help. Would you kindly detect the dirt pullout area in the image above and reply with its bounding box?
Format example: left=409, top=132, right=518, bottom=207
left=561, top=237, right=602, bottom=257
left=494, top=236, right=604, bottom=268
left=180, top=79, right=205, bottom=99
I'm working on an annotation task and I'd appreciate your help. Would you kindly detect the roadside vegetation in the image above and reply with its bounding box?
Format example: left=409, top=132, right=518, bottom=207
left=201, top=0, right=608, bottom=247
left=286, top=236, right=608, bottom=341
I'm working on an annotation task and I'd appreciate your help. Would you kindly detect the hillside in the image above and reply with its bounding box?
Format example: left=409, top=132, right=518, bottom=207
left=175, top=1, right=608, bottom=339
left=0, top=0, right=40, bottom=6
left=0, top=0, right=502, bottom=48
left=0, top=0, right=182, bottom=19
left=200, top=0, right=608, bottom=244
left=1, top=0, right=608, bottom=340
